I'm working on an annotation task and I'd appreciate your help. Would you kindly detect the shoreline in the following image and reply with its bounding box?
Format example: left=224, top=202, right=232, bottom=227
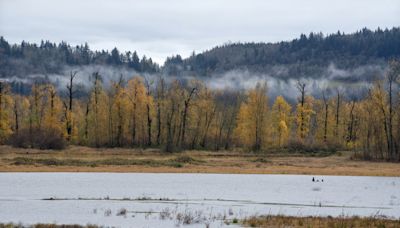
left=1, top=168, right=400, bottom=177
left=1, top=215, right=400, bottom=228
left=1, top=145, right=399, bottom=176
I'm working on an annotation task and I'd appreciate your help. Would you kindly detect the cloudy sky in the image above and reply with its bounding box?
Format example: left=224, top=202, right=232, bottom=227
left=0, top=0, right=399, bottom=64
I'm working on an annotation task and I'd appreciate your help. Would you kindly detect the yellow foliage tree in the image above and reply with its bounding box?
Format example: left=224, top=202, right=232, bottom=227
left=42, top=85, right=63, bottom=133
left=235, top=82, right=268, bottom=150
left=190, top=83, right=215, bottom=149
left=296, top=95, right=314, bottom=140
left=0, top=82, right=13, bottom=142
left=11, top=94, right=30, bottom=135
left=29, top=84, right=47, bottom=130
left=106, top=76, right=132, bottom=146
left=87, top=72, right=109, bottom=147
left=314, top=92, right=336, bottom=144
left=126, top=77, right=149, bottom=146
left=271, top=96, right=291, bottom=147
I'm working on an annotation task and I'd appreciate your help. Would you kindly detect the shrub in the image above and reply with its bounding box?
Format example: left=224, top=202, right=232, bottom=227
left=162, top=143, right=182, bottom=153
left=9, top=128, right=66, bottom=150
left=285, top=139, right=339, bottom=155
left=104, top=209, right=112, bottom=216
left=116, top=208, right=127, bottom=216
left=252, top=157, right=270, bottom=163
left=173, top=155, right=196, bottom=163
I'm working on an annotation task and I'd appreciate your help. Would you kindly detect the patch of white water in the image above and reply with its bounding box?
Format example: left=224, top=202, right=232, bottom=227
left=0, top=173, right=399, bottom=227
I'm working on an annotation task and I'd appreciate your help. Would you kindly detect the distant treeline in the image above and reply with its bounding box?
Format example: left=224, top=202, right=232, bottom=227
left=0, top=37, right=160, bottom=77
left=0, top=61, right=399, bottom=162
left=165, top=27, right=400, bottom=77
left=1, top=27, right=400, bottom=81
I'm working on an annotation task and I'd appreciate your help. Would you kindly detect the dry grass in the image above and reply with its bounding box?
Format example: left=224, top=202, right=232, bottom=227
left=0, top=145, right=399, bottom=176
left=242, top=215, right=400, bottom=228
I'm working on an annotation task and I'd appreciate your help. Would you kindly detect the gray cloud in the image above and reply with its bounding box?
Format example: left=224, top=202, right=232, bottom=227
left=1, top=0, right=399, bottom=63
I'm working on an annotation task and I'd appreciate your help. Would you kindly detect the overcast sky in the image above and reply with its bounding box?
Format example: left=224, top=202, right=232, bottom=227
left=0, top=0, right=399, bottom=64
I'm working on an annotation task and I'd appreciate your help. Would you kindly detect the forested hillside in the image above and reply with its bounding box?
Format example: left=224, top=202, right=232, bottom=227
left=165, top=27, right=400, bottom=78
left=0, top=37, right=159, bottom=78
left=1, top=27, right=399, bottom=81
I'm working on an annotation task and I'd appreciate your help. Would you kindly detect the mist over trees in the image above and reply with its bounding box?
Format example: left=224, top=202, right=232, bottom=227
left=1, top=27, right=399, bottom=82
left=0, top=27, right=399, bottom=101
left=0, top=61, right=399, bottom=161
left=0, top=27, right=399, bottom=161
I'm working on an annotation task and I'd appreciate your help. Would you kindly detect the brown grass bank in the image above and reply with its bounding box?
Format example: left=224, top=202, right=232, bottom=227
left=0, top=145, right=399, bottom=176
left=241, top=215, right=400, bottom=227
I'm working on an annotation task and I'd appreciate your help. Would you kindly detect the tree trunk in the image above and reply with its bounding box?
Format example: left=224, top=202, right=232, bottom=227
left=180, top=87, right=197, bottom=148
left=13, top=100, right=19, bottom=135
left=147, top=103, right=152, bottom=146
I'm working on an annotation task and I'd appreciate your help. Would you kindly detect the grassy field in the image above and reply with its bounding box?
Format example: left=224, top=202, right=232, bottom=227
left=0, top=145, right=399, bottom=176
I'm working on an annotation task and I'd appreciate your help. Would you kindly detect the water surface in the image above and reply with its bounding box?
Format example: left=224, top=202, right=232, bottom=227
left=0, top=173, right=399, bottom=227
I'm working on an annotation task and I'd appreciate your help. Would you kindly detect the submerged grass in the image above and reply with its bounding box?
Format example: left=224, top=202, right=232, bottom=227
left=242, top=215, right=400, bottom=227
left=7, top=156, right=202, bottom=168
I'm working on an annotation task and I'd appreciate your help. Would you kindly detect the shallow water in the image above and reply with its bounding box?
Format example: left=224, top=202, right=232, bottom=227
left=0, top=173, right=399, bottom=227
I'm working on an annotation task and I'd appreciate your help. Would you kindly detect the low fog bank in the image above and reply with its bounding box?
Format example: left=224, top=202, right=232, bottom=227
left=204, top=63, right=386, bottom=102
left=2, top=63, right=388, bottom=102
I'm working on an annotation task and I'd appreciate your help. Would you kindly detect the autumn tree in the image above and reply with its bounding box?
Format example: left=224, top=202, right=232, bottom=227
left=295, top=81, right=314, bottom=140
left=0, top=82, right=12, bottom=142
left=63, top=71, right=77, bottom=141
left=87, top=72, right=108, bottom=147
left=11, top=94, right=29, bottom=135
left=386, top=60, right=400, bottom=160
left=107, top=75, right=128, bottom=146
left=43, top=85, right=63, bottom=132
left=189, top=82, right=215, bottom=149
left=179, top=82, right=198, bottom=148
left=29, top=84, right=46, bottom=131
left=126, top=77, right=148, bottom=146
left=164, top=80, right=183, bottom=152
left=271, top=96, right=291, bottom=147
left=235, top=82, right=268, bottom=151
left=144, top=77, right=154, bottom=146
left=334, top=88, right=344, bottom=142
left=155, top=76, right=166, bottom=146
left=313, top=89, right=335, bottom=144
left=212, top=90, right=242, bottom=150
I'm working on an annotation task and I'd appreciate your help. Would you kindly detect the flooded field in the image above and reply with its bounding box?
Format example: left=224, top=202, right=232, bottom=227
left=0, top=173, right=399, bottom=227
